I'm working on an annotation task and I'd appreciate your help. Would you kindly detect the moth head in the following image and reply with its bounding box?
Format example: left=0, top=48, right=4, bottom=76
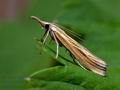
left=44, top=24, right=50, bottom=30
left=31, top=16, right=50, bottom=30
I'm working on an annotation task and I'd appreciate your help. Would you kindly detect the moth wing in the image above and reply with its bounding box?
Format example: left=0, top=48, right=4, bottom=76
left=52, top=26, right=107, bottom=76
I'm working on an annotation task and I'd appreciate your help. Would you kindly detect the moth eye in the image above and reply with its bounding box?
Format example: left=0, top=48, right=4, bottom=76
left=45, top=24, right=49, bottom=30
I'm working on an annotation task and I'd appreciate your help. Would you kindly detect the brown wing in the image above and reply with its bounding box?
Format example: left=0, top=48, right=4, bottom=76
left=53, top=26, right=107, bottom=76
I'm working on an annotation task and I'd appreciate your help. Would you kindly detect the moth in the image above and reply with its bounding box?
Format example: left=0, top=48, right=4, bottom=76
left=31, top=16, right=107, bottom=76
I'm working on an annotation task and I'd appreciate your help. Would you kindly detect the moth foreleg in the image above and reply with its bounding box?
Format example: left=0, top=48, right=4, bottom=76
left=42, top=30, right=50, bottom=44
left=51, top=31, right=59, bottom=58
left=41, top=30, right=48, bottom=42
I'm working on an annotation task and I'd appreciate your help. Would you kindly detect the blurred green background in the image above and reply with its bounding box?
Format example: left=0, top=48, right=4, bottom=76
left=0, top=0, right=64, bottom=90
left=0, top=0, right=120, bottom=90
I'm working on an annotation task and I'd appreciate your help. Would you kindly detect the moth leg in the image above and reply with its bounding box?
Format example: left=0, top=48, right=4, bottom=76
left=51, top=31, right=59, bottom=58
left=41, top=30, right=48, bottom=42
left=69, top=52, right=76, bottom=64
left=42, top=30, right=50, bottom=44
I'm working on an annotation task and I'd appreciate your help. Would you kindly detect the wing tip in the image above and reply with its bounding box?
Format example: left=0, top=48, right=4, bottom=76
left=92, top=63, right=107, bottom=77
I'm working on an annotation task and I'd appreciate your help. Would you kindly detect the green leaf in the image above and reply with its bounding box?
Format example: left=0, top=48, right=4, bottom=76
left=26, top=41, right=120, bottom=89
left=26, top=57, right=120, bottom=90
